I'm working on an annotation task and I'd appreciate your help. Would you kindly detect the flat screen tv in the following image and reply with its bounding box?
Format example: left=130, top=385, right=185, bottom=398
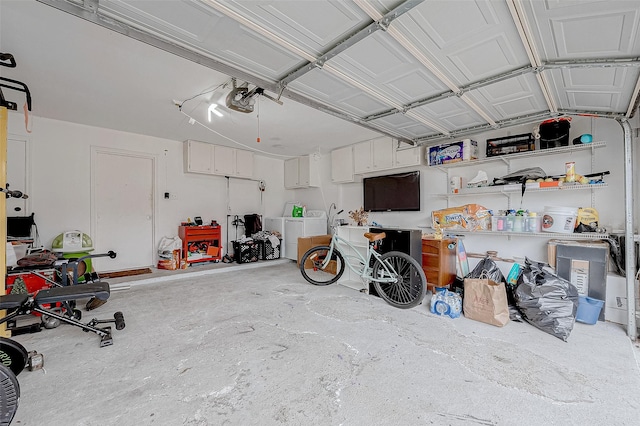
left=363, top=171, right=420, bottom=212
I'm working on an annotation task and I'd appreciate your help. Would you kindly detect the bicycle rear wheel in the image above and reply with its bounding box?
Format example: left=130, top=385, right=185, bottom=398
left=372, top=251, right=426, bottom=309
left=299, top=246, right=345, bottom=286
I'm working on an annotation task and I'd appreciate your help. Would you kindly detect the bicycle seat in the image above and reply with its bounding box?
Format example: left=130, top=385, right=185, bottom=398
left=364, top=232, right=386, bottom=242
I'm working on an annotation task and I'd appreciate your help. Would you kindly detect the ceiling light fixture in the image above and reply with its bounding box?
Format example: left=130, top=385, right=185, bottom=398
left=208, top=103, right=223, bottom=121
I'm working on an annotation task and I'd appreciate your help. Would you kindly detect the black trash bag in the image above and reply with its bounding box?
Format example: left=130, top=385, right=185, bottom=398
left=450, top=276, right=464, bottom=298
left=514, top=258, right=579, bottom=342
left=467, top=256, right=506, bottom=283
left=457, top=256, right=505, bottom=305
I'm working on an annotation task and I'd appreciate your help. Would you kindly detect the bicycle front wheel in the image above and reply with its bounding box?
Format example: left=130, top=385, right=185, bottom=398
left=372, top=251, right=426, bottom=309
left=299, top=246, right=345, bottom=286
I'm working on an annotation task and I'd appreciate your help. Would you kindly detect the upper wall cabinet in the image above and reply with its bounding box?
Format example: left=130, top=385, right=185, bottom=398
left=184, top=140, right=214, bottom=174
left=184, top=140, right=254, bottom=179
left=394, top=144, right=423, bottom=168
left=354, top=137, right=394, bottom=174
left=339, top=137, right=422, bottom=181
left=284, top=155, right=320, bottom=189
left=331, top=145, right=354, bottom=183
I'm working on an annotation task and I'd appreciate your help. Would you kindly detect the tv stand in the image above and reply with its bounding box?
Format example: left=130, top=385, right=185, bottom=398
left=335, top=226, right=423, bottom=294
left=369, top=227, right=422, bottom=263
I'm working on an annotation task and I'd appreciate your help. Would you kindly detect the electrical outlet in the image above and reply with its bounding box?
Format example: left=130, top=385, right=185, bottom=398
left=170, top=193, right=178, bottom=200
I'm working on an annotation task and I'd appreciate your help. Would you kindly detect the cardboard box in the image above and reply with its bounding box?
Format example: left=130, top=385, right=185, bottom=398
left=297, top=234, right=337, bottom=274
left=427, top=139, right=478, bottom=166
left=547, top=239, right=609, bottom=269
left=297, top=234, right=332, bottom=265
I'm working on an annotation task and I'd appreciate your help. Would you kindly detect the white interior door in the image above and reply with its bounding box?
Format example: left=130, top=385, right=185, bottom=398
left=6, top=138, right=27, bottom=216
left=92, top=149, right=154, bottom=272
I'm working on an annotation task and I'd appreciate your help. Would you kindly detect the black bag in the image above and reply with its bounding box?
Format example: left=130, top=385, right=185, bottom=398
left=514, top=258, right=579, bottom=341
left=456, top=257, right=506, bottom=299
left=468, top=256, right=506, bottom=283
left=539, top=118, right=571, bottom=149
left=243, top=214, right=262, bottom=237
left=492, top=167, right=547, bottom=197
left=492, top=167, right=546, bottom=186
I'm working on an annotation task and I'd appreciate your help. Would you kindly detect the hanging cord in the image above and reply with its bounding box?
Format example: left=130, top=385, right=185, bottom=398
left=256, top=96, right=261, bottom=143
left=177, top=80, right=231, bottom=110
left=178, top=110, right=294, bottom=158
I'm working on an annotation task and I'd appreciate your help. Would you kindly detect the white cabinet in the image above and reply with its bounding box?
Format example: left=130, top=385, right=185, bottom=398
left=331, top=146, right=354, bottom=183
left=213, top=145, right=234, bottom=176
left=353, top=141, right=373, bottom=174
left=336, top=226, right=370, bottom=293
left=184, top=141, right=254, bottom=178
left=372, top=137, right=394, bottom=170
left=284, top=155, right=320, bottom=189
left=353, top=137, right=413, bottom=174
left=184, top=140, right=214, bottom=174
left=234, top=149, right=254, bottom=178
left=394, top=145, right=423, bottom=168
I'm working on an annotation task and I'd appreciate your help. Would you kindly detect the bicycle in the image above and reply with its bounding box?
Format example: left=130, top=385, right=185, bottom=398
left=299, top=229, right=427, bottom=309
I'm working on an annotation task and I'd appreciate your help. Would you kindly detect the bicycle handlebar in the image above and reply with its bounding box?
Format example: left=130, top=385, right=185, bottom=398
left=0, top=187, right=28, bottom=199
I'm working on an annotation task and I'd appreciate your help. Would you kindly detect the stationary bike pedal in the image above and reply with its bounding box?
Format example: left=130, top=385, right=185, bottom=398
left=83, top=273, right=93, bottom=283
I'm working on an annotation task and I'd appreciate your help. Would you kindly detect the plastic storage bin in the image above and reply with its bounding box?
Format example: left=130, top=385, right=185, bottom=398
left=232, top=240, right=260, bottom=264
left=486, top=133, right=535, bottom=157
left=258, top=239, right=281, bottom=260
left=576, top=296, right=604, bottom=324
left=542, top=206, right=577, bottom=234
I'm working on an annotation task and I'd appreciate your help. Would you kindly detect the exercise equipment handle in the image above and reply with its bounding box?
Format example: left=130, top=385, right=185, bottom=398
left=0, top=53, right=16, bottom=68
left=0, top=187, right=28, bottom=199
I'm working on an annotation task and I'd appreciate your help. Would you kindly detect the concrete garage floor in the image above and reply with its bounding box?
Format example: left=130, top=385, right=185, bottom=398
left=8, top=261, right=640, bottom=425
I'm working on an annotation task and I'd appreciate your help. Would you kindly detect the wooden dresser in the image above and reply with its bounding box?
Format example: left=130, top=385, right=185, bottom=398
left=421, top=237, right=457, bottom=292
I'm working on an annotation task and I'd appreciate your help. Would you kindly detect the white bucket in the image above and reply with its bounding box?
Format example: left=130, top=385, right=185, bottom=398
left=542, top=206, right=577, bottom=233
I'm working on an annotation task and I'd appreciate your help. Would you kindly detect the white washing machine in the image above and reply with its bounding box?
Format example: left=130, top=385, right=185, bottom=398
left=264, top=203, right=327, bottom=261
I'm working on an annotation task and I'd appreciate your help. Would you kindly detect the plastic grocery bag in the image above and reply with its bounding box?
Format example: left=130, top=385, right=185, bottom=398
left=158, top=236, right=182, bottom=259
left=514, top=258, right=579, bottom=341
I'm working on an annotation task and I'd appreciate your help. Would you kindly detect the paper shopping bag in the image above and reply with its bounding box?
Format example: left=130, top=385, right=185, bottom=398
left=463, top=277, right=510, bottom=327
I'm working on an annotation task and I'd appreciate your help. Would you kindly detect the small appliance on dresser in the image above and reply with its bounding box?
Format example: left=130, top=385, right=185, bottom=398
left=264, top=202, right=327, bottom=261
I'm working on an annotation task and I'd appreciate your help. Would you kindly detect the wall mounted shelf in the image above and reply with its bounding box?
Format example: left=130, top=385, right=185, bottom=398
left=434, top=182, right=608, bottom=198
left=444, top=230, right=608, bottom=240
left=431, top=141, right=606, bottom=170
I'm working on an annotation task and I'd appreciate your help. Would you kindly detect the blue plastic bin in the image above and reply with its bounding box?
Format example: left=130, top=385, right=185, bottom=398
left=576, top=296, right=604, bottom=324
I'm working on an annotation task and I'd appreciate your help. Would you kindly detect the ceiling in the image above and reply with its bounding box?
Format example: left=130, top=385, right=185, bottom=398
left=1, top=0, right=639, bottom=157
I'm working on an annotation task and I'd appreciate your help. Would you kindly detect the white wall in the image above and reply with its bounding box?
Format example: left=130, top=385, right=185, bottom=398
left=6, top=112, right=287, bottom=257
left=293, top=116, right=635, bottom=276
left=5, top=110, right=636, bottom=276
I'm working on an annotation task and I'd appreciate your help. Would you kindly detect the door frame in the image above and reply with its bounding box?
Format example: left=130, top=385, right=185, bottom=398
left=7, top=133, right=31, bottom=217
left=90, top=146, right=158, bottom=266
